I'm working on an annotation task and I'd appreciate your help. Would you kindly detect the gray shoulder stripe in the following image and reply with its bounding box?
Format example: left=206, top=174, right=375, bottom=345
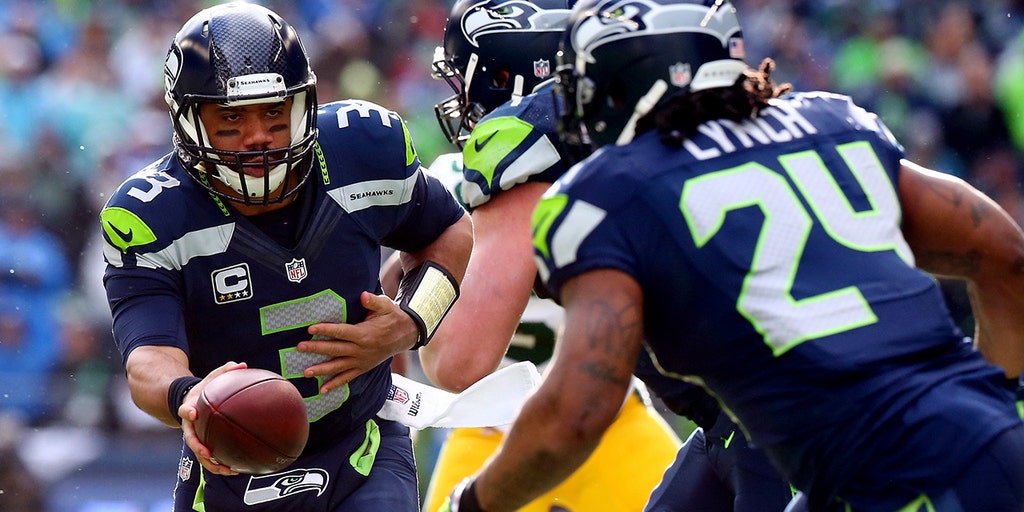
left=103, top=224, right=235, bottom=270
left=328, top=173, right=418, bottom=213
left=499, top=136, right=560, bottom=190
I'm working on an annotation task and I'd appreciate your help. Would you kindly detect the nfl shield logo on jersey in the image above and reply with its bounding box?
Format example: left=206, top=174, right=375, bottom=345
left=178, top=456, right=193, bottom=481
left=285, top=258, right=308, bottom=283
left=534, top=59, right=551, bottom=78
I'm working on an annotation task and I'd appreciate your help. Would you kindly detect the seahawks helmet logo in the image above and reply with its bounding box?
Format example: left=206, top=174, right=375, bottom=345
left=570, top=0, right=740, bottom=65
left=164, top=44, right=183, bottom=92
left=461, top=1, right=571, bottom=47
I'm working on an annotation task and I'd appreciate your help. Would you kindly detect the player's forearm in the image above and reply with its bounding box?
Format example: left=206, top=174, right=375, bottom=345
left=476, top=278, right=637, bottom=509
left=420, top=322, right=507, bottom=392
left=420, top=266, right=529, bottom=392
left=421, top=192, right=539, bottom=391
left=968, top=278, right=1024, bottom=378
left=474, top=383, right=609, bottom=511
left=960, top=188, right=1024, bottom=378
left=124, top=345, right=192, bottom=427
left=898, top=160, right=1024, bottom=377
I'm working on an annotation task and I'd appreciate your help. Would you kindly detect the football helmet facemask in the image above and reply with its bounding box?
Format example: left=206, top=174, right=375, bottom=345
left=432, top=0, right=575, bottom=148
left=555, top=0, right=747, bottom=150
left=164, top=2, right=319, bottom=205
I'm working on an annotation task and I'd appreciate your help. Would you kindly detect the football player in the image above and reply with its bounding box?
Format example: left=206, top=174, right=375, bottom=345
left=429, top=1, right=791, bottom=511
left=444, top=0, right=1024, bottom=511
left=419, top=1, right=681, bottom=511
left=100, top=3, right=471, bottom=511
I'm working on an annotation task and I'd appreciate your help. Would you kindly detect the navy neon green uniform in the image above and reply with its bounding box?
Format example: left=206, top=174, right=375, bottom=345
left=533, top=91, right=1024, bottom=510
left=456, top=81, right=572, bottom=212
left=462, top=81, right=789, bottom=512
left=637, top=347, right=792, bottom=512
left=423, top=82, right=682, bottom=512
left=102, top=100, right=465, bottom=511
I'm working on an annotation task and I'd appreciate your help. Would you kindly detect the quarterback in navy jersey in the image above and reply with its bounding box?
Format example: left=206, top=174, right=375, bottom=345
left=101, top=3, right=470, bottom=511
left=445, top=1, right=1024, bottom=512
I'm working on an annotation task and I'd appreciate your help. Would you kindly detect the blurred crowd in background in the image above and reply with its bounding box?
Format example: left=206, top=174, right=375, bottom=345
left=1, top=0, right=1024, bottom=510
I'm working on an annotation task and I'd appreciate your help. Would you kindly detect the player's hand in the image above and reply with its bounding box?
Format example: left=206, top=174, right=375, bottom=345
left=440, top=478, right=485, bottom=512
left=179, top=361, right=247, bottom=476
left=297, top=291, right=419, bottom=393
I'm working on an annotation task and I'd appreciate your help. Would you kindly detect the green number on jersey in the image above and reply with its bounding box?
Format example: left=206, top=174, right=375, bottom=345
left=681, top=142, right=906, bottom=355
left=261, top=290, right=350, bottom=422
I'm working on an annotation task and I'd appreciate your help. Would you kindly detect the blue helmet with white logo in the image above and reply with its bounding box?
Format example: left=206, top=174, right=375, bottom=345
left=433, top=0, right=575, bottom=148
left=556, top=0, right=747, bottom=149
left=164, top=2, right=319, bottom=205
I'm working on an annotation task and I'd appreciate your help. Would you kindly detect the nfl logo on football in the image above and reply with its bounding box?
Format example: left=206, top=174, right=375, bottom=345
left=285, top=258, right=308, bottom=283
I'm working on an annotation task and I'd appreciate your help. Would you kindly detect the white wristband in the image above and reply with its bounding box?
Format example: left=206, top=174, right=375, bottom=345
left=396, top=261, right=459, bottom=349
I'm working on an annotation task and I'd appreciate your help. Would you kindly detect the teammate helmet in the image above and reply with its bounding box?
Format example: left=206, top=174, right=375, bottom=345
left=556, top=0, right=746, bottom=149
left=164, top=2, right=319, bottom=205
left=433, top=0, right=575, bottom=148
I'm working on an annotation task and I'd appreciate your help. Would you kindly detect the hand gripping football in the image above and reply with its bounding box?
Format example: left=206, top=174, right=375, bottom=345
left=194, top=368, right=309, bottom=474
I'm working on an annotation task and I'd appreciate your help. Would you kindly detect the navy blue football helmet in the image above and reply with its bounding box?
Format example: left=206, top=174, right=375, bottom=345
left=555, top=0, right=747, bottom=149
left=433, top=0, right=575, bottom=148
left=164, top=2, right=319, bottom=205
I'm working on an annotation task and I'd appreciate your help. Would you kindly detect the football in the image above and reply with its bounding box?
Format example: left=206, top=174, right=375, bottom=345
left=193, top=368, right=309, bottom=474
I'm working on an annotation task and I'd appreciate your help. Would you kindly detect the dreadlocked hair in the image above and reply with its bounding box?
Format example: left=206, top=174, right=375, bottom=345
left=635, top=58, right=793, bottom=147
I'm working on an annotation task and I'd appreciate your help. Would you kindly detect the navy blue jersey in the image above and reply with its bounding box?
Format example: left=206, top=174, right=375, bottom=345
left=533, top=92, right=1020, bottom=505
left=102, top=99, right=465, bottom=454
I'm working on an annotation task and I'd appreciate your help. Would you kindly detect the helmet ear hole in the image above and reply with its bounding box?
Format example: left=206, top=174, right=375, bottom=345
left=606, top=77, right=627, bottom=109
left=491, top=66, right=512, bottom=89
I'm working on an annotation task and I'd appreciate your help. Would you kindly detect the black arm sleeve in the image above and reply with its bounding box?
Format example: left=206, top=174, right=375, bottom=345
left=104, top=267, right=189, bottom=366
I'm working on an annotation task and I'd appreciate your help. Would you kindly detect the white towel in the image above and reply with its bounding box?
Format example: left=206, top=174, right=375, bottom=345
left=378, top=361, right=542, bottom=430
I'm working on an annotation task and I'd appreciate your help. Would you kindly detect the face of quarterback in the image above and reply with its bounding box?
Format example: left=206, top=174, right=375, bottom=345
left=199, top=98, right=294, bottom=177
left=195, top=98, right=299, bottom=207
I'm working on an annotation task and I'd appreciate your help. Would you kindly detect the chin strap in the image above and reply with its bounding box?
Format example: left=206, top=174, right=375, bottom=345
left=395, top=260, right=460, bottom=349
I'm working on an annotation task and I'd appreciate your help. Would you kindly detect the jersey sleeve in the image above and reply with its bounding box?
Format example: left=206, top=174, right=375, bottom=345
left=99, top=157, right=200, bottom=363
left=103, top=265, right=189, bottom=364
left=382, top=169, right=466, bottom=252
left=315, top=100, right=467, bottom=252
left=459, top=90, right=569, bottom=209
left=531, top=154, right=644, bottom=303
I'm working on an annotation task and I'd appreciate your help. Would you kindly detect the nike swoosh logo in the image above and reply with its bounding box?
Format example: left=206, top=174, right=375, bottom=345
left=473, top=131, right=498, bottom=152
left=722, top=430, right=736, bottom=449
left=108, top=222, right=134, bottom=243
